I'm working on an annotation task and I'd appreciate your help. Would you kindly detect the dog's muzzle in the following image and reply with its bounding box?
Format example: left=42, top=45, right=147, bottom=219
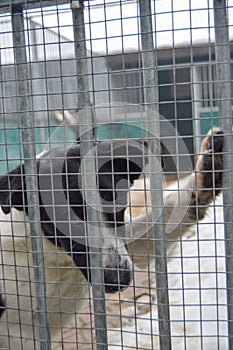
left=104, top=256, right=133, bottom=293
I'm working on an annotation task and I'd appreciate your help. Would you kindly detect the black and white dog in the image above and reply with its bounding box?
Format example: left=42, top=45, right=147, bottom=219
left=0, top=128, right=223, bottom=349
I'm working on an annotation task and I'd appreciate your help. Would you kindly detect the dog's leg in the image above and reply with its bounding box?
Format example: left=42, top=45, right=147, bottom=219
left=126, top=128, right=224, bottom=268
left=165, top=127, right=223, bottom=237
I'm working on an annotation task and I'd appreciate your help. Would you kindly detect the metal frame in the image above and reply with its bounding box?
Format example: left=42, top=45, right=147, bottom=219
left=138, top=1, right=171, bottom=349
left=11, top=4, right=51, bottom=349
left=0, top=0, right=70, bottom=12
left=214, top=1, right=233, bottom=348
left=72, top=3, right=108, bottom=349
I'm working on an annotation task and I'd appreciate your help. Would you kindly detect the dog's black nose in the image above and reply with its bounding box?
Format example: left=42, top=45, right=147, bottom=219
left=104, top=259, right=133, bottom=293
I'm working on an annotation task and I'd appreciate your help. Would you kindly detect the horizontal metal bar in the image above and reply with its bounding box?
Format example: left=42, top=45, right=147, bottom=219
left=0, top=0, right=70, bottom=12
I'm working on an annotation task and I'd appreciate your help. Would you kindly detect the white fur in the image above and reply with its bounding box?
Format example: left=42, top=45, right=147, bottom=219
left=125, top=175, right=205, bottom=269
left=0, top=208, right=88, bottom=349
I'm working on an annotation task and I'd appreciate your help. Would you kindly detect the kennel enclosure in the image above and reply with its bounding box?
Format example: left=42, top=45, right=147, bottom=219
left=0, top=0, right=233, bottom=349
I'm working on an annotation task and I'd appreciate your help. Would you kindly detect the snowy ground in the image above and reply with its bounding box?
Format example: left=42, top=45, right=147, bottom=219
left=53, top=194, right=228, bottom=350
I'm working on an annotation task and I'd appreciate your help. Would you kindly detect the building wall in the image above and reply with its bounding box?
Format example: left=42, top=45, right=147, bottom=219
left=0, top=55, right=109, bottom=174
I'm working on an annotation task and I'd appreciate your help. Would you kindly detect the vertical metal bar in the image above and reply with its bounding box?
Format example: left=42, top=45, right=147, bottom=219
left=11, top=5, right=51, bottom=350
left=138, top=1, right=172, bottom=349
left=71, top=2, right=108, bottom=349
left=192, top=66, right=202, bottom=153
left=213, top=1, right=233, bottom=348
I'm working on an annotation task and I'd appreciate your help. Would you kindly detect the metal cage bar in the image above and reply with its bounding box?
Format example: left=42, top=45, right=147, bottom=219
left=71, top=2, right=108, bottom=349
left=11, top=5, right=51, bottom=350
left=213, top=1, right=233, bottom=348
left=0, top=0, right=69, bottom=12
left=138, top=1, right=172, bottom=349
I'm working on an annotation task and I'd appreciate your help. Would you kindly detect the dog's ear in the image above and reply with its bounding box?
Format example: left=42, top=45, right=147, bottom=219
left=0, top=164, right=26, bottom=214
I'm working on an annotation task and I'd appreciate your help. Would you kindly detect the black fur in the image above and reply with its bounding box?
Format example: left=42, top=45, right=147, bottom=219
left=201, top=130, right=224, bottom=193
left=0, top=139, right=148, bottom=289
left=0, top=292, right=5, bottom=318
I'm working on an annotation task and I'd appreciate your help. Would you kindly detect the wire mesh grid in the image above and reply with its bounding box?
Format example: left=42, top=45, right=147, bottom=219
left=0, top=0, right=232, bottom=349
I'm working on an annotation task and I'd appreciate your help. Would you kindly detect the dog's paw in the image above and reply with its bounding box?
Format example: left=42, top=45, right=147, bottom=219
left=200, top=127, right=224, bottom=154
left=196, top=127, right=224, bottom=192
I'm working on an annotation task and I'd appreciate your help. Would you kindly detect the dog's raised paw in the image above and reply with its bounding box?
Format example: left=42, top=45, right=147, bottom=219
left=205, top=127, right=224, bottom=153
left=199, top=127, right=224, bottom=191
